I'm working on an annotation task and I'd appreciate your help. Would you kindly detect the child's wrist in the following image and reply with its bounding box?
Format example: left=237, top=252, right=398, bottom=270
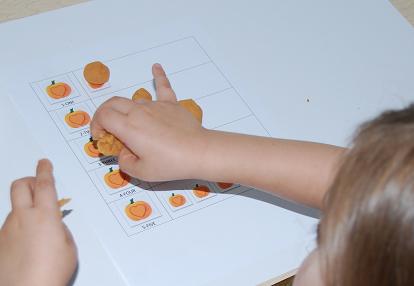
left=188, top=128, right=217, bottom=180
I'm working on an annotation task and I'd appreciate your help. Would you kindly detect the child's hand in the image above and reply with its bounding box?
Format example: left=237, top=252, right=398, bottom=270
left=91, top=64, right=209, bottom=181
left=0, top=159, right=77, bottom=286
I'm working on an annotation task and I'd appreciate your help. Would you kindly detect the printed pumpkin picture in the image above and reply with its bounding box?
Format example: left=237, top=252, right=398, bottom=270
left=104, top=167, right=130, bottom=189
left=169, top=193, right=186, bottom=208
left=217, top=182, right=234, bottom=189
left=83, top=137, right=101, bottom=158
left=193, top=184, right=210, bottom=198
left=125, top=198, right=152, bottom=221
left=46, top=80, right=72, bottom=99
left=64, top=108, right=90, bottom=128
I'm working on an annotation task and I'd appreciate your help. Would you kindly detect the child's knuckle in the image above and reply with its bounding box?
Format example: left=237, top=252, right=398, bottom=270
left=36, top=178, right=53, bottom=190
left=10, top=179, right=25, bottom=190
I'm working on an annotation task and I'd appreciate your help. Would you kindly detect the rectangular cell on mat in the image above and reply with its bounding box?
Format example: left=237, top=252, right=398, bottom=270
left=92, top=165, right=149, bottom=199
left=214, top=115, right=269, bottom=137
left=50, top=101, right=95, bottom=140
left=73, top=38, right=210, bottom=98
left=196, top=89, right=251, bottom=129
left=113, top=191, right=162, bottom=228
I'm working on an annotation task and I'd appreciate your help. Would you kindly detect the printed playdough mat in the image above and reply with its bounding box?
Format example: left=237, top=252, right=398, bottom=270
left=8, top=36, right=317, bottom=286
left=31, top=37, right=271, bottom=236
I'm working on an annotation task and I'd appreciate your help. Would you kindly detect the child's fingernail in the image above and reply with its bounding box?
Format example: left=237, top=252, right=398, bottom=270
left=38, top=159, right=53, bottom=170
left=153, top=63, right=162, bottom=69
left=39, top=158, right=50, bottom=164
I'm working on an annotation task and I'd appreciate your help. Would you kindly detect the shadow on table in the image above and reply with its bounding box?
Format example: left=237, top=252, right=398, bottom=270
left=68, top=263, right=79, bottom=286
left=148, top=179, right=320, bottom=219
left=240, top=188, right=320, bottom=219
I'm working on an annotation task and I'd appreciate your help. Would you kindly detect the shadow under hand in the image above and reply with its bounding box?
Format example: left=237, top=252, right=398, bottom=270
left=67, top=262, right=79, bottom=286
left=240, top=188, right=320, bottom=219
left=147, top=179, right=320, bottom=219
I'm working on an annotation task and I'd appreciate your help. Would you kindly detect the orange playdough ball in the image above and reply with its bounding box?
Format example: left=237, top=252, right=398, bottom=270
left=83, top=61, right=110, bottom=88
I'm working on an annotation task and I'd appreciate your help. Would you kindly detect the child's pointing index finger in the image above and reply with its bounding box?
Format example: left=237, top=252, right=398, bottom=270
left=152, top=63, right=177, bottom=102
left=33, top=159, right=59, bottom=211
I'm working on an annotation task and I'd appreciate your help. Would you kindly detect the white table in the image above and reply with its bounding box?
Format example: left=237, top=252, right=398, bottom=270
left=0, top=1, right=414, bottom=285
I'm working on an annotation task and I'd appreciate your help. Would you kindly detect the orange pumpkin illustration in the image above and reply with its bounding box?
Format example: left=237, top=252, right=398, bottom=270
left=83, top=137, right=101, bottom=158
left=193, top=184, right=210, bottom=198
left=46, top=80, right=72, bottom=99
left=104, top=167, right=130, bottom=189
left=169, top=193, right=186, bottom=207
left=64, top=108, right=90, bottom=128
left=125, top=198, right=152, bottom=221
left=217, top=182, right=234, bottom=189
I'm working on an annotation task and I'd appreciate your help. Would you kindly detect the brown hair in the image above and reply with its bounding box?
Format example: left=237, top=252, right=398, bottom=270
left=318, top=104, right=414, bottom=286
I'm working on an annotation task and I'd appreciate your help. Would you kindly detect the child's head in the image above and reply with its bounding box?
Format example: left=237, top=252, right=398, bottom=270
left=295, top=104, right=414, bottom=286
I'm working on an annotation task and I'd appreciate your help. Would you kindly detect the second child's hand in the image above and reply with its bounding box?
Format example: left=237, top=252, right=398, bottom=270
left=0, top=159, right=77, bottom=286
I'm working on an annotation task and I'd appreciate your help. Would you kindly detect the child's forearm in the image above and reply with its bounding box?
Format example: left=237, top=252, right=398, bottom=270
left=198, top=130, right=345, bottom=208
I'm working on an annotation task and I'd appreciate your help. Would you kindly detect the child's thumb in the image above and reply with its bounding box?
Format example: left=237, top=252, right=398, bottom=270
left=118, top=148, right=144, bottom=179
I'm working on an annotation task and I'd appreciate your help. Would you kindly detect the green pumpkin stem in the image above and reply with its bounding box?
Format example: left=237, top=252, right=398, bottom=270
left=51, top=80, right=55, bottom=85
left=130, top=198, right=134, bottom=204
left=70, top=108, right=74, bottom=113
left=109, top=167, right=113, bottom=173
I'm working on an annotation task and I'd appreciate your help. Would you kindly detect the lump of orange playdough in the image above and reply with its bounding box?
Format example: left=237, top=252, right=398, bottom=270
left=96, top=132, right=124, bottom=156
left=179, top=99, right=203, bottom=123
left=132, top=88, right=153, bottom=101
left=131, top=87, right=202, bottom=123
left=83, top=61, right=110, bottom=88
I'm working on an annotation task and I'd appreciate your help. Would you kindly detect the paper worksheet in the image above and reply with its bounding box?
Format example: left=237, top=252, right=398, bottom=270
left=9, top=35, right=318, bottom=286
left=1, top=0, right=414, bottom=285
